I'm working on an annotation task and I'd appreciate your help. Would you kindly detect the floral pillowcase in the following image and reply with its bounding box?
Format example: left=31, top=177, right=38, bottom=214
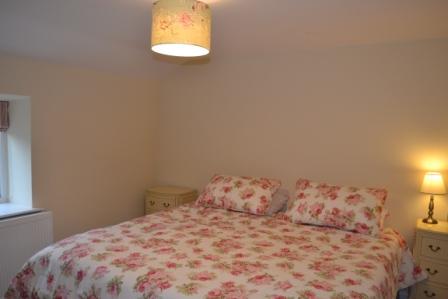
left=196, top=174, right=282, bottom=215
left=284, top=178, right=387, bottom=236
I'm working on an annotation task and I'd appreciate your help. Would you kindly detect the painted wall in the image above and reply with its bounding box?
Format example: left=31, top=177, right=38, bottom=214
left=154, top=39, right=448, bottom=244
left=0, top=53, right=158, bottom=240
left=7, top=98, right=32, bottom=207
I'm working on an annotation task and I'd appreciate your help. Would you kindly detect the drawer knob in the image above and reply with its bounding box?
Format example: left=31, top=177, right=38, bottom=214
left=149, top=200, right=155, bottom=206
left=163, top=202, right=170, bottom=208
left=424, top=290, right=436, bottom=298
left=428, top=245, right=441, bottom=252
left=426, top=268, right=438, bottom=276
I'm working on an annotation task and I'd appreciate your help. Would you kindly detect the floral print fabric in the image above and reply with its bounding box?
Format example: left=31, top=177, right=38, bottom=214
left=285, top=178, right=388, bottom=236
left=196, top=174, right=281, bottom=215
left=5, top=204, right=425, bottom=299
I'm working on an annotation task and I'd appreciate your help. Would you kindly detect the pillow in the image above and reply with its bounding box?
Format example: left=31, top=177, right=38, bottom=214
left=380, top=207, right=390, bottom=229
left=284, top=178, right=387, bottom=236
left=266, top=188, right=290, bottom=216
left=196, top=174, right=281, bottom=215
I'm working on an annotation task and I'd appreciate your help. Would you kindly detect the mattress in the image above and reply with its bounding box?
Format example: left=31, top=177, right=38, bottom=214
left=5, top=204, right=425, bottom=299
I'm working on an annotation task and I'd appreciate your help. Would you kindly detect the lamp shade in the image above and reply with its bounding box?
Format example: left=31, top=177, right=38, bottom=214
left=421, top=172, right=446, bottom=195
left=151, top=0, right=211, bottom=57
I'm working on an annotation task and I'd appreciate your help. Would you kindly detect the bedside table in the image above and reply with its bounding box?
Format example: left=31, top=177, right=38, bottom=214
left=412, top=219, right=448, bottom=299
left=145, top=186, right=198, bottom=215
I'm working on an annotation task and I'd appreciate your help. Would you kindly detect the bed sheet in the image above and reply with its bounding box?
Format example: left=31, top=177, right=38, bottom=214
left=5, top=204, right=426, bottom=299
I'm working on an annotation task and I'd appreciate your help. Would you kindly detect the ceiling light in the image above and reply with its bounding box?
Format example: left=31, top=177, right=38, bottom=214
left=151, top=0, right=211, bottom=57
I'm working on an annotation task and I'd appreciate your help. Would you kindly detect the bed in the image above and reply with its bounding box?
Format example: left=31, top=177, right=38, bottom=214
left=5, top=203, right=424, bottom=299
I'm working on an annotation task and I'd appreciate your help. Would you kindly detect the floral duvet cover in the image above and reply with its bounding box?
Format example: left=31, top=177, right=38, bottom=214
left=6, top=204, right=425, bottom=299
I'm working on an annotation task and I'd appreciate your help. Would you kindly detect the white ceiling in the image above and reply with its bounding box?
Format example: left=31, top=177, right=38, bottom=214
left=1, top=0, right=448, bottom=77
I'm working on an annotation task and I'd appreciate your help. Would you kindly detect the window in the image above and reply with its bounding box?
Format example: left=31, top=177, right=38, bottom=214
left=0, top=96, right=32, bottom=216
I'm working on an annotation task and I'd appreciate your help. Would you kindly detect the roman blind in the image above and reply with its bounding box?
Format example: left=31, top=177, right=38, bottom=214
left=0, top=101, right=9, bottom=132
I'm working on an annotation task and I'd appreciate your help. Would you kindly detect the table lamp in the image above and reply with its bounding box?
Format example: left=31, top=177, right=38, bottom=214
left=420, top=172, right=446, bottom=224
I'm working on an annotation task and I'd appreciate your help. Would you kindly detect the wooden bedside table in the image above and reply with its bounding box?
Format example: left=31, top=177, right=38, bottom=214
left=145, top=186, right=198, bottom=215
left=412, top=219, right=448, bottom=299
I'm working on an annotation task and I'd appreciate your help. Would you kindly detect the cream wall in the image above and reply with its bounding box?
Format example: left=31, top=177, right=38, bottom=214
left=155, top=39, right=448, bottom=244
left=0, top=53, right=158, bottom=240
left=1, top=39, right=447, bottom=244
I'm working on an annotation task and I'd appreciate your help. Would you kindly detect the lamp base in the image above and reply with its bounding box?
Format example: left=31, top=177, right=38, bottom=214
left=422, top=217, right=438, bottom=225
left=423, top=194, right=438, bottom=225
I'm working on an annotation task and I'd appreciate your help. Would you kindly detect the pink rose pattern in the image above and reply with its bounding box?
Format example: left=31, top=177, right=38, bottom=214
left=285, top=178, right=388, bottom=236
left=196, top=174, right=281, bottom=215
left=5, top=204, right=423, bottom=299
left=156, top=1, right=209, bottom=32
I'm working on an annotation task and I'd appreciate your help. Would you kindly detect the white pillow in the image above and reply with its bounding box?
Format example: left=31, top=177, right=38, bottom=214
left=266, top=188, right=290, bottom=215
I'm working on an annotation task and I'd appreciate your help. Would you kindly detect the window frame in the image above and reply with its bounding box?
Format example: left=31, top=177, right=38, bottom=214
left=0, top=131, right=9, bottom=203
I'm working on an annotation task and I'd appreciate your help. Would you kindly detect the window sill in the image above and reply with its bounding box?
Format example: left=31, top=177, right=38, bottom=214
left=0, top=203, right=42, bottom=220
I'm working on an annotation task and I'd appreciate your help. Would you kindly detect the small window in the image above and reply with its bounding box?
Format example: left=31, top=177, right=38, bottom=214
left=0, top=96, right=32, bottom=207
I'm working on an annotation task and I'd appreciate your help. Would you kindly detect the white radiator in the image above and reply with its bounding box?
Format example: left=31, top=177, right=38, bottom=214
left=0, top=211, right=53, bottom=296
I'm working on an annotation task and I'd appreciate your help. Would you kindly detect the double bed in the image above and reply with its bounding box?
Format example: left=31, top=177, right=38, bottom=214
left=5, top=203, right=424, bottom=299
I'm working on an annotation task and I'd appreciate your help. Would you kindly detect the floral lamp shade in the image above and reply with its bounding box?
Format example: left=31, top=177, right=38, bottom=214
left=151, top=0, right=211, bottom=57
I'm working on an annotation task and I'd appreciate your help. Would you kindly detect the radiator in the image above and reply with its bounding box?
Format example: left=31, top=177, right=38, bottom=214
left=0, top=211, right=53, bottom=296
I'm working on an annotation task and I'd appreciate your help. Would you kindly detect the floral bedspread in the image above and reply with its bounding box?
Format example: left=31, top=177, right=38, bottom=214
left=5, top=204, right=425, bottom=299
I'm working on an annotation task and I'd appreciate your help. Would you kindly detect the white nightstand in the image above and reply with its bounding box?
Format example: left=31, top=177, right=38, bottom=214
left=145, top=186, right=198, bottom=215
left=412, top=219, right=448, bottom=299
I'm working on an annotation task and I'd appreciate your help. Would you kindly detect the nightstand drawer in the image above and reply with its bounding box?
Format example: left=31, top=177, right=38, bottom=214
left=145, top=197, right=176, bottom=213
left=145, top=186, right=197, bottom=215
left=421, top=237, right=448, bottom=261
left=155, top=197, right=176, bottom=210
left=420, top=259, right=448, bottom=285
left=416, top=283, right=448, bottom=299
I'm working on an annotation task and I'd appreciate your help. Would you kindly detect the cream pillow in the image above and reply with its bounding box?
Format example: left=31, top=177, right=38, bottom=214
left=266, top=188, right=290, bottom=215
